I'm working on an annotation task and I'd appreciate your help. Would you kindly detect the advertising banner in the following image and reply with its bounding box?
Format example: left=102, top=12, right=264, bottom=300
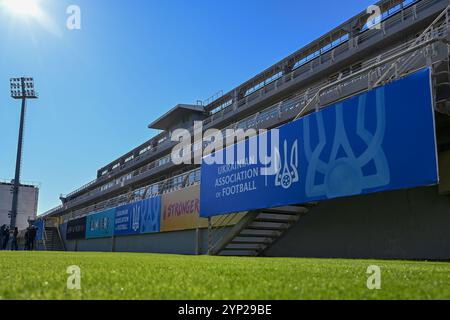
left=140, top=196, right=162, bottom=234
left=200, top=69, right=439, bottom=217
left=114, top=196, right=161, bottom=236
left=66, top=217, right=87, bottom=240
left=161, top=185, right=206, bottom=232
left=34, top=219, right=44, bottom=241
left=86, top=208, right=115, bottom=239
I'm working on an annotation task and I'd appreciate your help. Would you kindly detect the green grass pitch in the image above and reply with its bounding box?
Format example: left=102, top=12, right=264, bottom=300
left=0, top=251, right=449, bottom=300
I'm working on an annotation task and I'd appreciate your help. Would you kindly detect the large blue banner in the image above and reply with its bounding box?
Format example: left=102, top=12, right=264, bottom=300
left=200, top=69, right=438, bottom=217
left=86, top=208, right=115, bottom=239
left=114, top=196, right=161, bottom=236
left=34, top=219, right=44, bottom=241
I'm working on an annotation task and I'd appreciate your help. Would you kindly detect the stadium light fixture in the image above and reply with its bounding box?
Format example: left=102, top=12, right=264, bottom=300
left=8, top=77, right=38, bottom=230
left=10, top=77, right=38, bottom=99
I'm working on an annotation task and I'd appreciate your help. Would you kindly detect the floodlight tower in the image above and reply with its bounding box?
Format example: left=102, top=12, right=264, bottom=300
left=9, top=77, right=38, bottom=230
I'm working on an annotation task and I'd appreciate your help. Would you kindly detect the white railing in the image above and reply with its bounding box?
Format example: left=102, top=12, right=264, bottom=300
left=57, top=168, right=201, bottom=222
left=295, top=7, right=450, bottom=119
left=204, top=0, right=427, bottom=121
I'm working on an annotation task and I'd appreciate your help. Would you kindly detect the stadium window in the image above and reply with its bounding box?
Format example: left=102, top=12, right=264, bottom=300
left=292, top=33, right=349, bottom=71
left=360, top=0, right=419, bottom=32
left=188, top=173, right=195, bottom=185
left=124, top=155, right=134, bottom=163
left=139, top=146, right=151, bottom=155
left=192, top=170, right=201, bottom=183
left=158, top=156, right=170, bottom=167
left=158, top=136, right=167, bottom=145
left=210, top=99, right=233, bottom=115
left=173, top=176, right=182, bottom=188
left=244, top=72, right=283, bottom=97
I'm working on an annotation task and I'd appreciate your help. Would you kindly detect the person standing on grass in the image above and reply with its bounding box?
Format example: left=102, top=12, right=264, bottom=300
left=2, top=226, right=10, bottom=250
left=24, top=227, right=30, bottom=250
left=0, top=225, right=5, bottom=250
left=11, top=227, right=19, bottom=251
left=29, top=226, right=37, bottom=251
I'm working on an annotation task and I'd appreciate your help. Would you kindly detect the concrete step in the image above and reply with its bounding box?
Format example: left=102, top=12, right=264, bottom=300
left=45, top=242, right=63, bottom=250
left=247, top=222, right=290, bottom=230
left=233, top=237, right=272, bottom=244
left=239, top=229, right=282, bottom=237
left=45, top=244, right=61, bottom=248
left=263, top=206, right=308, bottom=215
left=255, top=213, right=300, bottom=223
left=212, top=205, right=309, bottom=257
left=219, top=250, right=259, bottom=257
left=226, top=243, right=265, bottom=250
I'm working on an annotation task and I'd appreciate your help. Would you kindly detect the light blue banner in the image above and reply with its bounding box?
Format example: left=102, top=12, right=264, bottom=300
left=86, top=208, right=115, bottom=239
left=200, top=69, right=438, bottom=217
left=114, top=196, right=161, bottom=236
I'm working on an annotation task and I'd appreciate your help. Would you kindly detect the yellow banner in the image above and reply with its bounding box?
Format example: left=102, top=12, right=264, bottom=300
left=160, top=184, right=246, bottom=232
left=160, top=185, right=207, bottom=232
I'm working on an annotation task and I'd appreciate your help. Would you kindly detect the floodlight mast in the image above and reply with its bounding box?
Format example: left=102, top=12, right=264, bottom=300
left=9, top=77, right=38, bottom=230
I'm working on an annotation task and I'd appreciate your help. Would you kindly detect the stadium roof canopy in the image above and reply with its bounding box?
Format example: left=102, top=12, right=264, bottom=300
left=148, top=104, right=204, bottom=130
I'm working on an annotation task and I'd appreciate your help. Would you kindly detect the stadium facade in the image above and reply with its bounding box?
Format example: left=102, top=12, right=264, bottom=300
left=0, top=181, right=38, bottom=231
left=40, top=0, right=450, bottom=260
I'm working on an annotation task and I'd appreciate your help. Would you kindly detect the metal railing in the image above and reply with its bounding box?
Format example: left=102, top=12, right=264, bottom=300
left=204, top=0, right=425, bottom=115
left=294, top=6, right=450, bottom=119
left=41, top=204, right=63, bottom=217
left=57, top=168, right=201, bottom=222
left=63, top=131, right=171, bottom=200
left=374, top=2, right=450, bottom=86
left=203, top=0, right=435, bottom=123
left=207, top=212, right=246, bottom=255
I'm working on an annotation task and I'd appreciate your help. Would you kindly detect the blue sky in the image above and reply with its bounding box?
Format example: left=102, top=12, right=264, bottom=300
left=0, top=0, right=375, bottom=214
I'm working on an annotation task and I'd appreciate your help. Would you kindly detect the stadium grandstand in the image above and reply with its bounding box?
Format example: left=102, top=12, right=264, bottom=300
left=39, top=0, right=450, bottom=259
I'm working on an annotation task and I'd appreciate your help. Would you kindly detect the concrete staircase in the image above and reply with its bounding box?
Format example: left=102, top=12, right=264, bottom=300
left=434, top=58, right=450, bottom=116
left=43, top=227, right=65, bottom=251
left=210, top=205, right=309, bottom=257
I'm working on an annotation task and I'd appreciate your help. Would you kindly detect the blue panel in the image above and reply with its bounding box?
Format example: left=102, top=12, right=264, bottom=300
left=34, top=220, right=44, bottom=241
left=114, top=203, right=141, bottom=236
left=114, top=196, right=161, bottom=236
left=200, top=69, right=438, bottom=217
left=86, top=208, right=115, bottom=239
left=140, top=196, right=161, bottom=234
